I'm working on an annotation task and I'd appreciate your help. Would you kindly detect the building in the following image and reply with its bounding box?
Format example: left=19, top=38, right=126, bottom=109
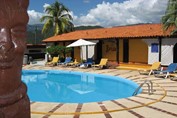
left=25, top=44, right=46, bottom=60
left=43, top=23, right=177, bottom=65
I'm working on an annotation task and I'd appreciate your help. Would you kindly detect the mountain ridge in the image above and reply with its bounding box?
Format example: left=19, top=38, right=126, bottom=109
left=27, top=24, right=103, bottom=44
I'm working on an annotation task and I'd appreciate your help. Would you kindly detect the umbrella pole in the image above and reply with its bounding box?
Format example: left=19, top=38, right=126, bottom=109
left=81, top=46, right=83, bottom=62
left=86, top=46, right=88, bottom=60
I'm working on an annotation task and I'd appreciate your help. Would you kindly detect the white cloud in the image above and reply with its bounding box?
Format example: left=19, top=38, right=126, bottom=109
left=28, top=3, right=49, bottom=25
left=43, top=3, right=50, bottom=12
left=28, top=10, right=44, bottom=25
left=28, top=0, right=168, bottom=27
left=73, top=0, right=168, bottom=27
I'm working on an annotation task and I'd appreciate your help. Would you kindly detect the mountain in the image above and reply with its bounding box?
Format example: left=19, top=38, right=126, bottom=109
left=27, top=24, right=44, bottom=44
left=27, top=24, right=103, bottom=44
left=74, top=26, right=103, bottom=30
left=27, top=24, right=43, bottom=32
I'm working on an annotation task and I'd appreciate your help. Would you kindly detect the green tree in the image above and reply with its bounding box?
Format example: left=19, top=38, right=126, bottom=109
left=40, top=0, right=74, bottom=36
left=161, top=0, right=177, bottom=34
left=46, top=45, right=72, bottom=58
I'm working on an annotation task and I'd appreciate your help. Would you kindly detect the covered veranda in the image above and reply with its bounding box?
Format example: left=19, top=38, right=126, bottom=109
left=43, top=24, right=174, bottom=65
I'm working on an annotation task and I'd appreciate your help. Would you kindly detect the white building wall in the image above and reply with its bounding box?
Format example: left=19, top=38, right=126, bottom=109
left=143, top=38, right=159, bottom=64
left=161, top=38, right=177, bottom=65
left=143, top=38, right=177, bottom=65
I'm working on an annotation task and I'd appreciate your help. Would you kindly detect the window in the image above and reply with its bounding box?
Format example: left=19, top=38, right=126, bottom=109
left=29, top=50, right=41, bottom=53
left=151, top=43, right=158, bottom=53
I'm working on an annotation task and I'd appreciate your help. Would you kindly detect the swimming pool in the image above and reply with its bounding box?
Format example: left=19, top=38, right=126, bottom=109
left=22, top=70, right=141, bottom=103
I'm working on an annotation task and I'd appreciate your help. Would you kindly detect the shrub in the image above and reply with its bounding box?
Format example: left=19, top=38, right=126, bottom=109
left=46, top=45, right=72, bottom=57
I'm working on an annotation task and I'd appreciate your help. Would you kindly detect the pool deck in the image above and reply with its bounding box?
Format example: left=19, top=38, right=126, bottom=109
left=23, top=64, right=177, bottom=118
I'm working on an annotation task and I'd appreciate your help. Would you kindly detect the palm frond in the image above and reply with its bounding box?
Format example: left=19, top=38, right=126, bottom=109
left=60, top=14, right=73, bottom=21
left=161, top=0, right=177, bottom=34
left=171, top=28, right=177, bottom=35
left=41, top=0, right=74, bottom=36
left=40, top=15, right=53, bottom=22
left=42, top=19, right=53, bottom=34
left=175, top=17, right=177, bottom=26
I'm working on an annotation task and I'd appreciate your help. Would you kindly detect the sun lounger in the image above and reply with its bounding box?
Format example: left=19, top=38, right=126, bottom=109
left=45, top=57, right=59, bottom=66
left=139, top=62, right=161, bottom=75
left=154, top=63, right=177, bottom=78
left=169, top=74, right=177, bottom=81
left=58, top=57, right=72, bottom=65
left=92, top=58, right=108, bottom=69
left=79, top=58, right=93, bottom=68
left=66, top=59, right=80, bottom=67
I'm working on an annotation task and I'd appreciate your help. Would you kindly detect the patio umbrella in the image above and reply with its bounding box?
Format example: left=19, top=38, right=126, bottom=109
left=66, top=39, right=96, bottom=60
left=67, top=39, right=96, bottom=47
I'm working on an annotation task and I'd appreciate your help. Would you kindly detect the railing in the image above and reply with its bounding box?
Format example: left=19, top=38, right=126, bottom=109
left=133, top=80, right=155, bottom=96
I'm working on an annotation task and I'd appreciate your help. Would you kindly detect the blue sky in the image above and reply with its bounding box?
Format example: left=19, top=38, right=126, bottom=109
left=29, top=0, right=124, bottom=17
left=28, top=0, right=168, bottom=27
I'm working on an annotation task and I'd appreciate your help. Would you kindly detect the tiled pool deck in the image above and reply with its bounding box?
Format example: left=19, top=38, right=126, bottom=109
left=23, top=65, right=177, bottom=118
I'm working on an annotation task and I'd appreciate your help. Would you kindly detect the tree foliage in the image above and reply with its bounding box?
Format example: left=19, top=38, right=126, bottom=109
left=161, top=0, right=177, bottom=35
left=46, top=45, right=72, bottom=57
left=40, top=1, right=74, bottom=36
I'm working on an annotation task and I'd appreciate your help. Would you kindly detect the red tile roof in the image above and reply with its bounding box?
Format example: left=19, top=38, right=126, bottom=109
left=43, top=24, right=172, bottom=42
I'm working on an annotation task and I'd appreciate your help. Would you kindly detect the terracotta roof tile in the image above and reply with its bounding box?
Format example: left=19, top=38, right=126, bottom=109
left=43, top=24, right=172, bottom=42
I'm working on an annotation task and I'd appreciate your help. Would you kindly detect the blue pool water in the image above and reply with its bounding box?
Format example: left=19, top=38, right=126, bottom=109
left=22, top=70, right=141, bottom=103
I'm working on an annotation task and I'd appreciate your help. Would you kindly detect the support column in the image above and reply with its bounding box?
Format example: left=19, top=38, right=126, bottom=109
left=63, top=42, right=66, bottom=58
left=86, top=46, right=88, bottom=60
left=158, top=37, right=162, bottom=62
left=116, top=38, right=119, bottom=63
left=71, top=47, right=74, bottom=59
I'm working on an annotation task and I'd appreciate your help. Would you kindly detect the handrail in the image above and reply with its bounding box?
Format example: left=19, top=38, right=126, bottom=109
left=133, top=80, right=155, bottom=96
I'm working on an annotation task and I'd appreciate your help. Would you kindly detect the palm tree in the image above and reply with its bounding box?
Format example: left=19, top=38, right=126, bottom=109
left=161, top=0, right=177, bottom=34
left=40, top=1, right=74, bottom=36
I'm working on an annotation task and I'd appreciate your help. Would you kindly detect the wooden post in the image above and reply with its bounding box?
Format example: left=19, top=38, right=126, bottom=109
left=158, top=37, right=162, bottom=62
left=116, top=38, right=119, bottom=63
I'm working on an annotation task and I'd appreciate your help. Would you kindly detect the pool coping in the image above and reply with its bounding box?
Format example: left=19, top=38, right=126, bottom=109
left=31, top=82, right=166, bottom=115
left=23, top=65, right=177, bottom=118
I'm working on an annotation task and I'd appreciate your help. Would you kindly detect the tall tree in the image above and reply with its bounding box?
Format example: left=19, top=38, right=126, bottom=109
left=161, top=0, right=177, bottom=34
left=40, top=1, right=74, bottom=36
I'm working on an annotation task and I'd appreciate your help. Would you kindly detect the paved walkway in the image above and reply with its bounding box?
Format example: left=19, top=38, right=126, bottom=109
left=23, top=65, right=177, bottom=118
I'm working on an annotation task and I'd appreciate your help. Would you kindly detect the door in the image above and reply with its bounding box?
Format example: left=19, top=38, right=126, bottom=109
left=96, top=40, right=102, bottom=63
left=123, top=39, right=129, bottom=63
left=174, top=43, right=177, bottom=63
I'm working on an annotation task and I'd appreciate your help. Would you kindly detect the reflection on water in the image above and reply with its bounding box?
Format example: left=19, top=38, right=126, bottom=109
left=22, top=70, right=139, bottom=103
left=68, top=74, right=95, bottom=94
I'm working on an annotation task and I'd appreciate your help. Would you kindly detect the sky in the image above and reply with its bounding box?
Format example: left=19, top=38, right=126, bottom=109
left=28, top=0, right=168, bottom=27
